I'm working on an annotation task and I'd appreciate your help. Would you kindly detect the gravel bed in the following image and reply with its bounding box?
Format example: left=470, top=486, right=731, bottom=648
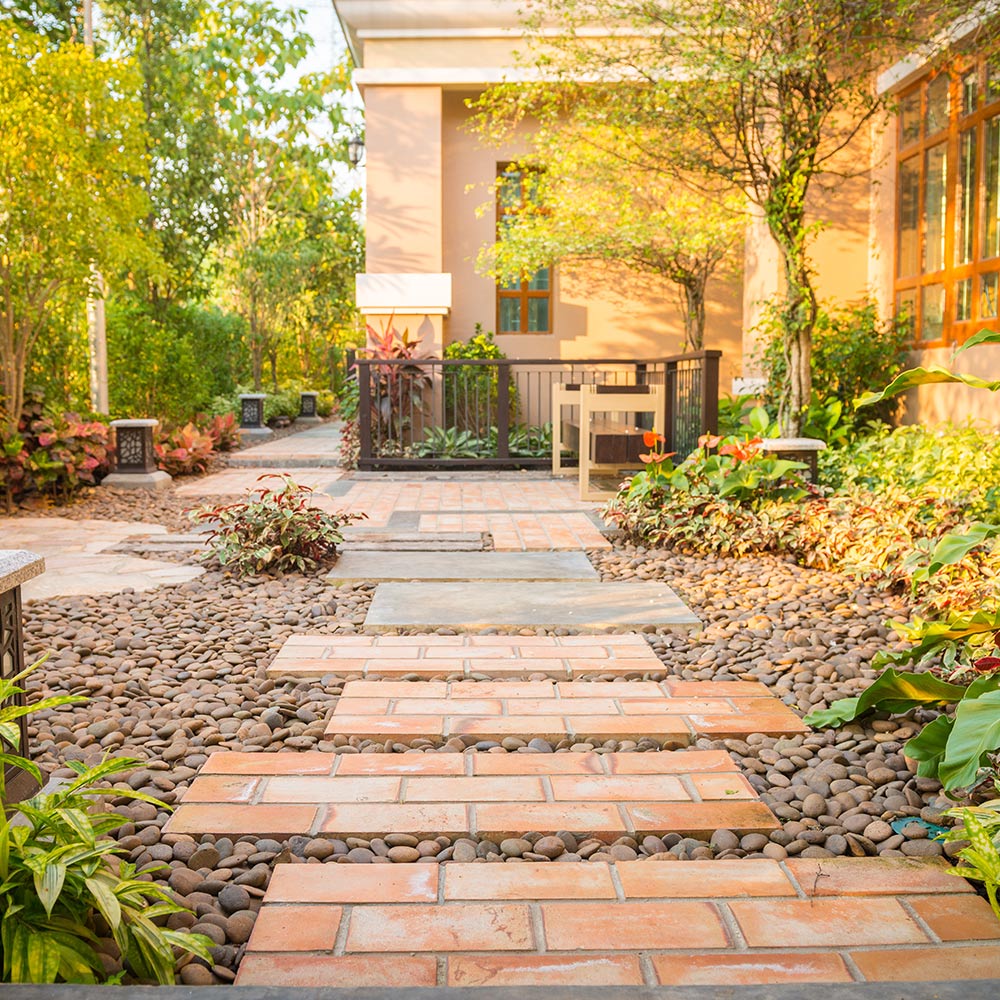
left=14, top=534, right=969, bottom=984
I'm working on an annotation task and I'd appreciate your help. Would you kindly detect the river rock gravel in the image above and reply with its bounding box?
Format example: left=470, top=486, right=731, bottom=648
left=13, top=525, right=967, bottom=984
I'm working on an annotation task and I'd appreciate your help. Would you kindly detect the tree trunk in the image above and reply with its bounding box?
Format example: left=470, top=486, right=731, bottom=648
left=249, top=291, right=263, bottom=391
left=777, top=251, right=817, bottom=437
left=682, top=279, right=706, bottom=352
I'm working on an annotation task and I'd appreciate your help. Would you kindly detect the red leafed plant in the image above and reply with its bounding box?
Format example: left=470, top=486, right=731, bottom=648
left=187, top=474, right=366, bottom=575
left=154, top=422, right=215, bottom=476
left=202, top=412, right=241, bottom=452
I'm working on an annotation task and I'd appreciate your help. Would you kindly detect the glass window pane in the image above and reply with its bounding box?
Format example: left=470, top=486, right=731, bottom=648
left=984, top=116, right=1000, bottom=260
left=961, top=69, right=977, bottom=117
left=895, top=289, right=917, bottom=339
left=956, top=129, right=976, bottom=266
left=981, top=272, right=999, bottom=319
left=923, top=144, right=947, bottom=273
left=920, top=284, right=945, bottom=342
left=499, top=297, right=521, bottom=333
left=528, top=267, right=550, bottom=292
left=499, top=170, right=522, bottom=214
left=925, top=74, right=949, bottom=134
left=899, top=89, right=921, bottom=147
left=897, top=158, right=920, bottom=278
left=956, top=278, right=973, bottom=322
left=499, top=276, right=520, bottom=292
left=527, top=297, right=549, bottom=333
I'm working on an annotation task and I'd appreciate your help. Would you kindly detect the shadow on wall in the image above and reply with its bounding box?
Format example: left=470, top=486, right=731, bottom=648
left=901, top=345, right=1000, bottom=428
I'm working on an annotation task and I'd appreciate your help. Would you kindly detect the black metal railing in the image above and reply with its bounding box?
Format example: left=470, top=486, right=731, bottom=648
left=355, top=351, right=721, bottom=470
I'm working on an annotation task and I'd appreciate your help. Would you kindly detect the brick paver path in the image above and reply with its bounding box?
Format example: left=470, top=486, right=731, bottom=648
left=268, top=633, right=664, bottom=679
left=166, top=749, right=777, bottom=840
left=325, top=678, right=808, bottom=743
left=235, top=858, right=1000, bottom=986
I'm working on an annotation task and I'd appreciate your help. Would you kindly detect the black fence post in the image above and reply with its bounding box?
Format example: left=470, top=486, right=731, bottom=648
left=357, top=360, right=373, bottom=470
left=663, top=360, right=677, bottom=453
left=701, top=350, right=722, bottom=436
left=496, top=362, right=511, bottom=460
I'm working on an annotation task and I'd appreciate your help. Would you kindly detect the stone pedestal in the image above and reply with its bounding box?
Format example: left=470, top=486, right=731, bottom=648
left=239, top=393, right=273, bottom=439
left=759, top=437, right=827, bottom=481
left=104, top=419, right=172, bottom=490
left=298, top=391, right=322, bottom=423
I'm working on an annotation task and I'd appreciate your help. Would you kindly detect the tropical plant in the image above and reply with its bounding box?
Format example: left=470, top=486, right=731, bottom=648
left=442, top=328, right=514, bottom=435
left=363, top=318, right=435, bottom=444
left=154, top=422, right=215, bottom=477
left=942, top=789, right=1000, bottom=919
left=203, top=412, right=241, bottom=452
left=188, top=474, right=366, bottom=574
left=0, top=661, right=213, bottom=984
left=414, top=426, right=482, bottom=459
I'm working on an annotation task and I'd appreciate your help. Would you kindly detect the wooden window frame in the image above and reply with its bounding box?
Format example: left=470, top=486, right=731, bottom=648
left=894, top=54, right=1000, bottom=347
left=495, top=163, right=554, bottom=336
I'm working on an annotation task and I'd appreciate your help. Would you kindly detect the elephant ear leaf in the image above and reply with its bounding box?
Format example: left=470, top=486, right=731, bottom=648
left=903, top=714, right=953, bottom=779
left=954, top=327, right=1000, bottom=356
left=805, top=668, right=966, bottom=729
left=938, top=689, right=1000, bottom=792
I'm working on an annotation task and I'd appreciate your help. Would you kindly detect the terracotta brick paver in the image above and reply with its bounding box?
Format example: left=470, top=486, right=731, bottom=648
left=324, top=677, right=807, bottom=742
left=268, top=632, right=664, bottom=679
left=236, top=859, right=1000, bottom=987
left=418, top=512, right=610, bottom=550
left=165, top=749, right=777, bottom=839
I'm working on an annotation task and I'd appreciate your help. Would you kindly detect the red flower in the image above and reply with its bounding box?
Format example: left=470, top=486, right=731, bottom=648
left=698, top=433, right=722, bottom=450
left=643, top=430, right=664, bottom=448
left=973, top=656, right=1000, bottom=673
left=640, top=450, right=674, bottom=465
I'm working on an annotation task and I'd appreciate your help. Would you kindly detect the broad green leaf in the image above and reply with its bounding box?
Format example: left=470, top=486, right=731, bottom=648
left=804, top=667, right=967, bottom=728
left=954, top=327, right=1000, bottom=356
left=938, top=689, right=1000, bottom=791
left=35, top=862, right=67, bottom=917
left=902, top=714, right=953, bottom=778
left=26, top=933, right=61, bottom=983
left=914, top=523, right=1000, bottom=579
left=85, top=874, right=122, bottom=931
left=857, top=366, right=1000, bottom=407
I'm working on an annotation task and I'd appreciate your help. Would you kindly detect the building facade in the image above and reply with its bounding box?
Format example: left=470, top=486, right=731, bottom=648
left=335, top=0, right=999, bottom=423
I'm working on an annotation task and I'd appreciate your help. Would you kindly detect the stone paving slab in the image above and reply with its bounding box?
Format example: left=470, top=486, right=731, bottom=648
left=364, top=582, right=699, bottom=631
left=267, top=633, right=665, bottom=680
left=226, top=423, right=342, bottom=468
left=235, top=859, right=1000, bottom=987
left=166, top=750, right=777, bottom=839
left=418, top=513, right=610, bottom=550
left=174, top=469, right=344, bottom=497
left=339, top=533, right=486, bottom=551
left=0, top=517, right=203, bottom=600
left=326, top=550, right=599, bottom=583
left=324, top=679, right=806, bottom=743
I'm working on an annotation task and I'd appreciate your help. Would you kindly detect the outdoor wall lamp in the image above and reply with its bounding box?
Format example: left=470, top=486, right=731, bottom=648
left=347, top=131, right=365, bottom=167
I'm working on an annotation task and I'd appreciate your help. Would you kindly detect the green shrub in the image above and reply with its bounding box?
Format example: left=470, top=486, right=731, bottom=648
left=443, top=328, right=515, bottom=433
left=0, top=662, right=213, bottom=984
left=188, top=474, right=366, bottom=574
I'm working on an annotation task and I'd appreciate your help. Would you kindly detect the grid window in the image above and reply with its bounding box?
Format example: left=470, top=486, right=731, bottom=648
left=894, top=56, right=1000, bottom=345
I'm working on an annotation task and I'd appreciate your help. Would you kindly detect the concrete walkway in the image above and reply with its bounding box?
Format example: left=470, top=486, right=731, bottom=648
left=227, top=421, right=343, bottom=467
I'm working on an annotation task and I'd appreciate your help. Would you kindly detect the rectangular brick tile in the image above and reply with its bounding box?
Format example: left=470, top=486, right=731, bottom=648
left=324, top=716, right=444, bottom=740
left=332, top=698, right=392, bottom=714
left=444, top=863, right=616, bottom=901
left=549, top=774, right=689, bottom=802
left=346, top=903, right=533, bottom=953
left=336, top=754, right=465, bottom=776
left=504, top=698, right=619, bottom=716
left=617, top=859, right=795, bottom=898
left=906, top=893, right=1000, bottom=941
left=261, top=776, right=401, bottom=803
left=404, top=776, right=546, bottom=802
left=568, top=716, right=692, bottom=739
left=360, top=660, right=447, bottom=675
left=267, top=658, right=369, bottom=676
left=391, top=698, right=503, bottom=716
left=663, top=680, right=770, bottom=697
left=521, top=645, right=607, bottom=659
left=686, top=714, right=808, bottom=737
left=626, top=802, right=778, bottom=836
left=558, top=681, right=662, bottom=697
left=246, top=904, right=342, bottom=951
left=450, top=681, right=555, bottom=697
left=449, top=954, right=643, bottom=986
left=787, top=857, right=971, bottom=897
left=236, top=954, right=438, bottom=987
left=619, top=698, right=737, bottom=716
left=266, top=862, right=438, bottom=903
left=179, top=775, right=260, bottom=803
left=690, top=773, right=758, bottom=800
left=467, top=659, right=570, bottom=675
left=472, top=752, right=604, bottom=775
left=652, top=952, right=852, bottom=985
left=607, top=750, right=734, bottom=774
left=850, top=944, right=1000, bottom=981
left=342, top=681, right=449, bottom=697
left=163, top=803, right=318, bottom=838
left=475, top=802, right=625, bottom=839
left=201, top=752, right=334, bottom=776
left=730, top=898, right=928, bottom=947
left=319, top=803, right=469, bottom=837
left=469, top=635, right=557, bottom=646
left=542, top=901, right=728, bottom=951
left=449, top=716, right=568, bottom=739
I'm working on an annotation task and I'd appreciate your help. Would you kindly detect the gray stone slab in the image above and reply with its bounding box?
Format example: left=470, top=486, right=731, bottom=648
left=364, top=581, right=699, bottom=630
left=327, top=550, right=599, bottom=583
left=0, top=550, right=45, bottom=592
left=341, top=531, right=485, bottom=552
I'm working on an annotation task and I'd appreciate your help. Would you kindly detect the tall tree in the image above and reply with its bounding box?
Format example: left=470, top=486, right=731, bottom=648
left=473, top=86, right=745, bottom=351
left=509, top=0, right=975, bottom=433
left=0, top=23, right=149, bottom=431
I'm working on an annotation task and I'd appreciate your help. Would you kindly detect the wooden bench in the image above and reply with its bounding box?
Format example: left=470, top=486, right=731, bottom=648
left=551, top=383, right=666, bottom=501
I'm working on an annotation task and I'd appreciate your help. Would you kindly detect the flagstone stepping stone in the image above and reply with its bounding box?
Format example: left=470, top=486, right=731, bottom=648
left=235, top=858, right=1000, bottom=986
left=165, top=749, right=778, bottom=839
left=326, top=550, right=599, bottom=583
left=268, top=632, right=661, bottom=679
left=340, top=532, right=485, bottom=551
left=363, top=581, right=700, bottom=630
left=324, top=678, right=807, bottom=743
